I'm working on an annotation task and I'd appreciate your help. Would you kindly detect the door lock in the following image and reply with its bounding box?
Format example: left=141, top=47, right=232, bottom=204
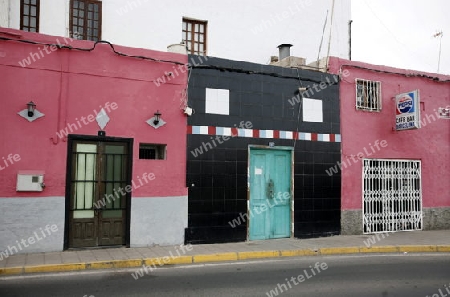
left=94, top=207, right=104, bottom=213
left=267, top=179, right=274, bottom=199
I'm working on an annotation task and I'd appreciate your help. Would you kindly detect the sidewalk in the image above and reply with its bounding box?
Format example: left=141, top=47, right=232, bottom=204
left=1, top=230, right=449, bottom=276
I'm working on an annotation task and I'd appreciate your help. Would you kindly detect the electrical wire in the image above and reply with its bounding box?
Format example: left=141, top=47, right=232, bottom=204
left=362, top=0, right=436, bottom=71
left=0, top=35, right=342, bottom=84
left=316, top=10, right=329, bottom=66
left=325, top=0, right=336, bottom=70
left=182, top=63, right=193, bottom=110
left=191, top=64, right=331, bottom=85
left=339, top=64, right=450, bottom=83
left=293, top=68, right=305, bottom=150
left=0, top=36, right=186, bottom=66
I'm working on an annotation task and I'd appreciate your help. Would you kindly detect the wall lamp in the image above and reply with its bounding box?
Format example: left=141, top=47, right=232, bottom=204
left=153, top=110, right=161, bottom=125
left=27, top=101, right=36, bottom=117
left=146, top=110, right=166, bottom=129
left=18, top=101, right=44, bottom=122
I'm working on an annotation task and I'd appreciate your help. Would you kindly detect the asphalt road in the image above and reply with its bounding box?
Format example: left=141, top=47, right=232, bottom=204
left=1, top=253, right=449, bottom=297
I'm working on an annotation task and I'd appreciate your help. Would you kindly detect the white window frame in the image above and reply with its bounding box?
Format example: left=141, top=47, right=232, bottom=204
left=355, top=79, right=381, bottom=112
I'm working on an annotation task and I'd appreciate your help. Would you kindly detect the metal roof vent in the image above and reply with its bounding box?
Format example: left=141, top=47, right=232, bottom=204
left=278, top=44, right=293, bottom=60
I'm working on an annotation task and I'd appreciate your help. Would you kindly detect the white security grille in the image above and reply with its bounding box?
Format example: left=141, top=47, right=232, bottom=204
left=363, top=159, right=422, bottom=233
left=356, top=79, right=381, bottom=111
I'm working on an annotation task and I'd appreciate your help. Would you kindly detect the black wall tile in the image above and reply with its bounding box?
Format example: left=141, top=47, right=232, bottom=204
left=185, top=55, right=341, bottom=244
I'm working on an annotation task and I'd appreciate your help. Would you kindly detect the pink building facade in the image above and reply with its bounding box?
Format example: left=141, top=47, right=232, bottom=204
left=328, top=57, right=450, bottom=234
left=0, top=28, right=188, bottom=253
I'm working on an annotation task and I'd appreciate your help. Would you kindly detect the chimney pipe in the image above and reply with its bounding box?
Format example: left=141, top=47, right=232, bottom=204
left=277, top=44, right=293, bottom=60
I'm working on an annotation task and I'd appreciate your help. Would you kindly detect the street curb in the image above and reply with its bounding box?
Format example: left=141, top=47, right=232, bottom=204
left=1, top=245, right=449, bottom=276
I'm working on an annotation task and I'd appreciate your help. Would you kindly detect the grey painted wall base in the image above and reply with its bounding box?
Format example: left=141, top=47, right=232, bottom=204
left=0, top=197, right=65, bottom=255
left=423, top=207, right=450, bottom=230
left=130, top=196, right=188, bottom=247
left=342, top=207, right=450, bottom=235
left=341, top=210, right=363, bottom=235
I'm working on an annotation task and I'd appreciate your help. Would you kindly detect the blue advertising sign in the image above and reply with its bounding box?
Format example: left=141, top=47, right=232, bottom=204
left=395, top=90, right=420, bottom=131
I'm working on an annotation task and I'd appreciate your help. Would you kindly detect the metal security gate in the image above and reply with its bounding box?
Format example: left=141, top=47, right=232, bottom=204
left=363, top=159, right=422, bottom=233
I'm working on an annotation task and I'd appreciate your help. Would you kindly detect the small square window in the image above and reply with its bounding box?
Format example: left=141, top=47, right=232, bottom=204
left=356, top=79, right=381, bottom=111
left=205, top=88, right=229, bottom=115
left=303, top=98, right=323, bottom=122
left=139, top=144, right=166, bottom=160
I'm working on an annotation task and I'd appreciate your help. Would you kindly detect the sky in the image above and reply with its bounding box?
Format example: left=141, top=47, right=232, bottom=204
left=351, top=0, right=450, bottom=75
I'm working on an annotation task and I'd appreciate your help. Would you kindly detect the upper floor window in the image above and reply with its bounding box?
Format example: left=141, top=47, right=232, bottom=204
left=70, top=0, right=102, bottom=41
left=20, top=0, right=40, bottom=32
left=182, top=18, right=207, bottom=56
left=356, top=79, right=381, bottom=111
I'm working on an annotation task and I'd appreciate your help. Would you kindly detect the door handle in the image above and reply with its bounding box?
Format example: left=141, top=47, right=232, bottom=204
left=267, top=179, right=274, bottom=199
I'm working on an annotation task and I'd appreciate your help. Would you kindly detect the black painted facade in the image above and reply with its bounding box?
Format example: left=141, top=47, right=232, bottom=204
left=185, top=55, right=341, bottom=244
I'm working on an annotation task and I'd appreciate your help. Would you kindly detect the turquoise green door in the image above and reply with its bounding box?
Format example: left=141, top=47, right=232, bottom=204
left=249, top=148, right=292, bottom=240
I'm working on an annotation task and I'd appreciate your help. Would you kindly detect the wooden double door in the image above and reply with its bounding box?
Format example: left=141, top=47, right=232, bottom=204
left=66, top=135, right=132, bottom=248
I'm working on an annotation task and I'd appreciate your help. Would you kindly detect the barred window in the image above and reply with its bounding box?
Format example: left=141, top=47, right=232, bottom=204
left=356, top=79, right=381, bottom=111
left=139, top=144, right=166, bottom=160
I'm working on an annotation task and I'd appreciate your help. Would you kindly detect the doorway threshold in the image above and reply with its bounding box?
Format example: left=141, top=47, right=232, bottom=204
left=66, top=245, right=127, bottom=251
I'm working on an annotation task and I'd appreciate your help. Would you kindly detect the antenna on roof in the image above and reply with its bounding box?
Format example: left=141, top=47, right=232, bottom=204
left=433, top=31, right=443, bottom=73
